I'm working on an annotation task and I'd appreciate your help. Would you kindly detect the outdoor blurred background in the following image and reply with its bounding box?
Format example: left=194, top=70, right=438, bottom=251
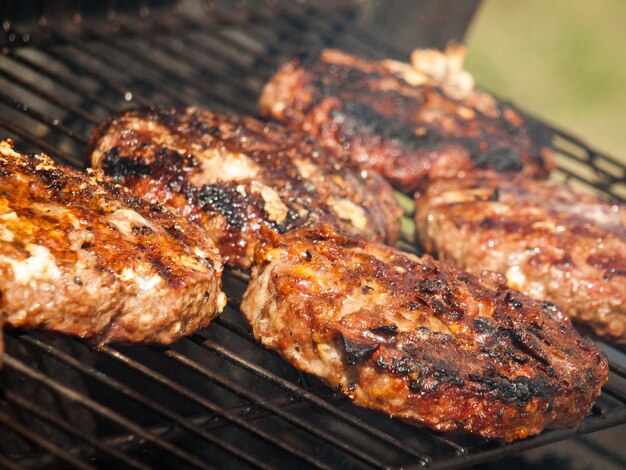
left=464, top=0, right=626, bottom=162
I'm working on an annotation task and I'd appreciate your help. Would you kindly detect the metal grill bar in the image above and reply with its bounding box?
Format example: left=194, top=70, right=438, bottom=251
left=47, top=32, right=186, bottom=108
left=157, top=343, right=392, bottom=469
left=99, top=345, right=331, bottom=469
left=128, top=17, right=276, bottom=96
left=3, top=354, right=213, bottom=470
left=213, top=293, right=626, bottom=463
left=603, top=382, right=626, bottom=403
left=428, top=408, right=626, bottom=470
left=18, top=334, right=271, bottom=470
left=609, top=361, right=626, bottom=378
left=0, top=410, right=94, bottom=470
left=0, top=116, right=79, bottom=164
left=5, top=50, right=120, bottom=113
left=39, top=46, right=154, bottom=108
left=191, top=325, right=461, bottom=461
left=2, top=390, right=149, bottom=470
left=76, top=28, right=254, bottom=114
left=117, top=21, right=261, bottom=99
left=0, top=66, right=100, bottom=124
left=0, top=93, right=88, bottom=145
left=209, top=306, right=460, bottom=463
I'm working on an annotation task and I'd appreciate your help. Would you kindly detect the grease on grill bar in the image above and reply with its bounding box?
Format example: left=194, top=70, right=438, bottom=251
left=0, top=1, right=625, bottom=469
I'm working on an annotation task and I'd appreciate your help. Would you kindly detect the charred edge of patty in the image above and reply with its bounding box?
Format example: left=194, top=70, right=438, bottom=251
left=289, top=52, right=554, bottom=172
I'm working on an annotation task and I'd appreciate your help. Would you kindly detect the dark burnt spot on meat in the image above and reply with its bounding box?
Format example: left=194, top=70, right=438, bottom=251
left=577, top=338, right=595, bottom=352
left=132, top=225, right=154, bottom=236
left=539, top=252, right=573, bottom=268
left=431, top=366, right=465, bottom=388
left=542, top=301, right=559, bottom=314
left=148, top=256, right=181, bottom=289
left=278, top=53, right=556, bottom=192
left=331, top=100, right=427, bottom=151
left=38, top=168, right=68, bottom=192
left=510, top=329, right=550, bottom=366
left=369, top=324, right=398, bottom=336
left=469, top=372, right=557, bottom=404
left=244, top=225, right=609, bottom=439
left=313, top=61, right=533, bottom=166
left=194, top=184, right=246, bottom=228
left=90, top=106, right=401, bottom=268
left=504, top=292, right=523, bottom=309
left=418, top=278, right=447, bottom=294
left=408, top=375, right=424, bottom=392
left=383, top=354, right=418, bottom=376
left=361, top=284, right=374, bottom=295
left=164, top=223, right=185, bottom=241
left=341, top=335, right=379, bottom=365
left=274, top=206, right=308, bottom=234
left=102, top=149, right=151, bottom=181
left=474, top=317, right=494, bottom=332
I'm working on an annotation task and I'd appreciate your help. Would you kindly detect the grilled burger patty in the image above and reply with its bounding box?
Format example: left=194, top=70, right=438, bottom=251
left=0, top=140, right=226, bottom=344
left=259, top=49, right=555, bottom=193
left=241, top=225, right=607, bottom=441
left=414, top=176, right=626, bottom=345
left=88, top=106, right=401, bottom=269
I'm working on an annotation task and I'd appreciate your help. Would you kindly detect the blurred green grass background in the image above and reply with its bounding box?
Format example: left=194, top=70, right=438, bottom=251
left=464, top=0, right=626, bottom=162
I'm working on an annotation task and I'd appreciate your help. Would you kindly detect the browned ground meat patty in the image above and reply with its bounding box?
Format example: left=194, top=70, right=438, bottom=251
left=259, top=49, right=555, bottom=193
left=0, top=140, right=226, bottom=345
left=87, top=106, right=402, bottom=269
left=241, top=225, right=607, bottom=442
left=414, top=175, right=626, bottom=345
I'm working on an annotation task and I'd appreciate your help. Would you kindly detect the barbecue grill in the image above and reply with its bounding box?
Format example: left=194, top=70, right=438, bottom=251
left=1, top=1, right=625, bottom=468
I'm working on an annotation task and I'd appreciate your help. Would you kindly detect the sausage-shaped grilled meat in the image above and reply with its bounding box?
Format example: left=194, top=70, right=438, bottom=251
left=88, top=106, right=402, bottom=269
left=259, top=49, right=555, bottom=193
left=414, top=175, right=626, bottom=345
left=241, top=225, right=607, bottom=442
left=0, top=140, right=225, bottom=344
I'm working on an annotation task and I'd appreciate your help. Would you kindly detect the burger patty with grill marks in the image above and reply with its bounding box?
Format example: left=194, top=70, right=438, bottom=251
left=414, top=175, right=626, bottom=345
left=259, top=49, right=555, bottom=193
left=241, top=225, right=608, bottom=442
left=0, top=140, right=225, bottom=345
left=88, top=106, right=401, bottom=269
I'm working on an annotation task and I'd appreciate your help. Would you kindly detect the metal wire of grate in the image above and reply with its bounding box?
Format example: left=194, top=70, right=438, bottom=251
left=0, top=1, right=625, bottom=469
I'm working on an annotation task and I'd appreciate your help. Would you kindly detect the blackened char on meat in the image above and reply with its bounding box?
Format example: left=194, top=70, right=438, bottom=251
left=259, top=49, right=555, bottom=193
left=88, top=106, right=402, bottom=269
left=414, top=175, right=626, bottom=345
left=0, top=140, right=225, bottom=345
left=241, top=225, right=607, bottom=442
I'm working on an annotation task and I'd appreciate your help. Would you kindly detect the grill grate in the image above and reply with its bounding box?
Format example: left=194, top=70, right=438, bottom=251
left=1, top=1, right=625, bottom=468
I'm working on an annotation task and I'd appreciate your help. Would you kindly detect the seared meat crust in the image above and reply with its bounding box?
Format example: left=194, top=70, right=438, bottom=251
left=241, top=226, right=607, bottom=441
left=88, top=106, right=401, bottom=269
left=414, top=176, right=626, bottom=345
left=0, top=140, right=225, bottom=344
left=259, top=49, right=555, bottom=193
